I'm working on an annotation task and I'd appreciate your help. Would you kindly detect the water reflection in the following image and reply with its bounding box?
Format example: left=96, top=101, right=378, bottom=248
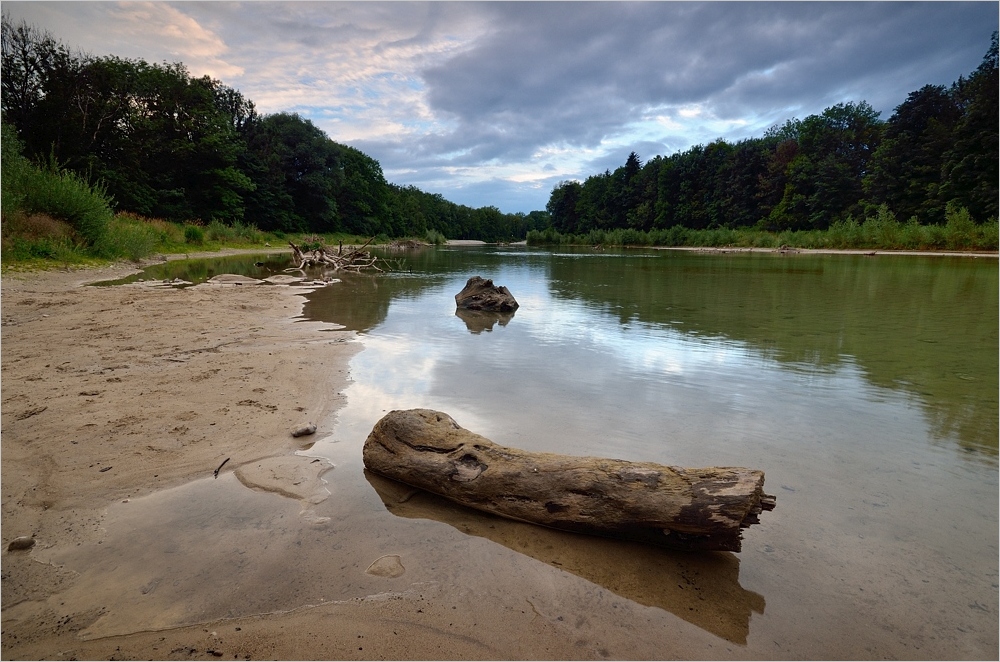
left=301, top=247, right=997, bottom=458
left=547, top=251, right=998, bottom=455
left=91, top=253, right=294, bottom=286
left=93, top=247, right=998, bottom=457
left=365, top=471, right=765, bottom=644
left=454, top=307, right=516, bottom=333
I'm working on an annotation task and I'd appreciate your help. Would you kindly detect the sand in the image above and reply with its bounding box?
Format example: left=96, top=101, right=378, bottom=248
left=0, top=254, right=612, bottom=661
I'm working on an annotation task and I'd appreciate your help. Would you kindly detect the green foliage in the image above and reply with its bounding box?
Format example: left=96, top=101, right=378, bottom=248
left=2, top=235, right=79, bottom=263
left=21, top=164, right=114, bottom=244
left=527, top=205, right=997, bottom=252
left=1, top=121, right=29, bottom=219
left=944, top=202, right=976, bottom=250
left=3, top=16, right=995, bottom=248
left=98, top=215, right=160, bottom=261
left=2, top=121, right=114, bottom=245
left=184, top=224, right=205, bottom=245
left=297, top=234, right=325, bottom=251
left=425, top=229, right=447, bottom=245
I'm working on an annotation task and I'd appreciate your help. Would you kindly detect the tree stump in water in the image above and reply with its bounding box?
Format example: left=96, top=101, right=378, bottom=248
left=454, top=276, right=519, bottom=312
left=362, top=409, right=775, bottom=552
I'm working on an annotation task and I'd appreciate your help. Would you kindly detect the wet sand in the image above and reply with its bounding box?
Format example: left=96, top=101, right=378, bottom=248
left=1, top=255, right=669, bottom=660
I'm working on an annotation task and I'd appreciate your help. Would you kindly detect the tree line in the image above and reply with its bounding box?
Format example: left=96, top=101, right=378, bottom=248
left=545, top=33, right=997, bottom=236
left=1, top=16, right=546, bottom=243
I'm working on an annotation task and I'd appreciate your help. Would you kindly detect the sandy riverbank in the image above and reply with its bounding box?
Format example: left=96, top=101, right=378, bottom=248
left=1, top=255, right=613, bottom=660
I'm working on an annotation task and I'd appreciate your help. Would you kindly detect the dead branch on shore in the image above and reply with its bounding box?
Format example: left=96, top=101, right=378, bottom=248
left=286, top=237, right=389, bottom=274
left=214, top=457, right=230, bottom=478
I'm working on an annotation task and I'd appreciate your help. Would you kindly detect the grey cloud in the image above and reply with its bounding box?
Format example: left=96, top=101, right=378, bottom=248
left=415, top=2, right=994, bottom=155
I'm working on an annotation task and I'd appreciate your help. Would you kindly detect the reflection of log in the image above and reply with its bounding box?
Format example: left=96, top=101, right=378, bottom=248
left=454, top=307, right=515, bottom=333
left=364, top=470, right=765, bottom=644
left=363, top=409, right=775, bottom=552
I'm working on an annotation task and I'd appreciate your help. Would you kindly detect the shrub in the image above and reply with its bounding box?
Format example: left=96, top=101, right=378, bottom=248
left=184, top=224, right=205, bottom=245
left=298, top=234, right=323, bottom=251
left=205, top=220, right=231, bottom=242
left=977, top=218, right=998, bottom=250
left=2, top=125, right=114, bottom=246
left=944, top=203, right=975, bottom=250
left=1, top=123, right=29, bottom=221
left=21, top=162, right=114, bottom=245
left=863, top=205, right=901, bottom=248
left=425, top=229, right=447, bottom=245
left=2, top=235, right=79, bottom=262
left=99, top=216, right=160, bottom=261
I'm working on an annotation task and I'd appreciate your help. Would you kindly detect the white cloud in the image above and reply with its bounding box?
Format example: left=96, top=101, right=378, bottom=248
left=114, top=2, right=240, bottom=74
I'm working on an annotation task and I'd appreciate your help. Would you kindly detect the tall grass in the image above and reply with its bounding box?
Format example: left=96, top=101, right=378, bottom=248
left=206, top=219, right=264, bottom=244
left=2, top=122, right=278, bottom=265
left=3, top=122, right=115, bottom=259
left=99, top=215, right=161, bottom=261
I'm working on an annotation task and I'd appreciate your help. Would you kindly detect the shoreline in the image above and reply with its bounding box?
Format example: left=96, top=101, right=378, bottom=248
left=650, top=245, right=998, bottom=257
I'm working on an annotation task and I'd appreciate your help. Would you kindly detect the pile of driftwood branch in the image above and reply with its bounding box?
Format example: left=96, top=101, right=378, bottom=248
left=286, top=237, right=386, bottom=273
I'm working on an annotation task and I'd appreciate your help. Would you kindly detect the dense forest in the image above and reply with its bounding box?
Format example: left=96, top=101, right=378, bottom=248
left=2, top=16, right=996, bottom=247
left=0, top=17, right=546, bottom=243
left=544, top=33, right=997, bottom=236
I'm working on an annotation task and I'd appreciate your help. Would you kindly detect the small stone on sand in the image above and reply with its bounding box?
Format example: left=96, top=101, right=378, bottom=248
left=366, top=554, right=405, bottom=578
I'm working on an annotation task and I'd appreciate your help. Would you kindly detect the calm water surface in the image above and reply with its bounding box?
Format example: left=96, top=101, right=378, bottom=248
left=61, top=247, right=997, bottom=658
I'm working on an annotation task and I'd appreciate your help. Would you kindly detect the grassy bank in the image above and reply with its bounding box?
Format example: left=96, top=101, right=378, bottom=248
left=1, top=124, right=439, bottom=270
left=527, top=205, right=999, bottom=252
left=0, top=208, right=391, bottom=271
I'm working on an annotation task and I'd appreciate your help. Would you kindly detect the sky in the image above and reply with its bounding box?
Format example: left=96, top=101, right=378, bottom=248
left=3, top=2, right=997, bottom=214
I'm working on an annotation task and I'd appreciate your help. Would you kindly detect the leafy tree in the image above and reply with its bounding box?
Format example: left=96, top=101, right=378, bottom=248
left=941, top=31, right=998, bottom=222
left=1, top=17, right=72, bottom=146
left=242, top=113, right=341, bottom=232
left=334, top=145, right=390, bottom=236
left=770, top=102, right=883, bottom=229
left=864, top=85, right=960, bottom=224
left=547, top=180, right=583, bottom=234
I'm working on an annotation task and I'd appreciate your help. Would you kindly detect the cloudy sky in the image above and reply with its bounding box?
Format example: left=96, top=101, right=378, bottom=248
left=4, top=2, right=996, bottom=213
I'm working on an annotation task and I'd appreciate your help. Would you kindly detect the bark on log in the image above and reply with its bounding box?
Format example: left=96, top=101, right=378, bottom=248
left=363, top=409, right=775, bottom=552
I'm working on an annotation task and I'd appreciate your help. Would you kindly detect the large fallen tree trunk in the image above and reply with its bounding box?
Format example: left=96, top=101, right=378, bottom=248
left=363, top=409, right=775, bottom=552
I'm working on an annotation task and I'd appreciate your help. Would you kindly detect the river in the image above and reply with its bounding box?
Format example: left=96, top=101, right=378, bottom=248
left=76, top=246, right=1000, bottom=658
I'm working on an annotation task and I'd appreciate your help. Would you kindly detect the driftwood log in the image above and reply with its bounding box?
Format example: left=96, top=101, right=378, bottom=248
left=287, top=237, right=385, bottom=273
left=455, top=276, right=519, bottom=312
left=363, top=409, right=775, bottom=552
